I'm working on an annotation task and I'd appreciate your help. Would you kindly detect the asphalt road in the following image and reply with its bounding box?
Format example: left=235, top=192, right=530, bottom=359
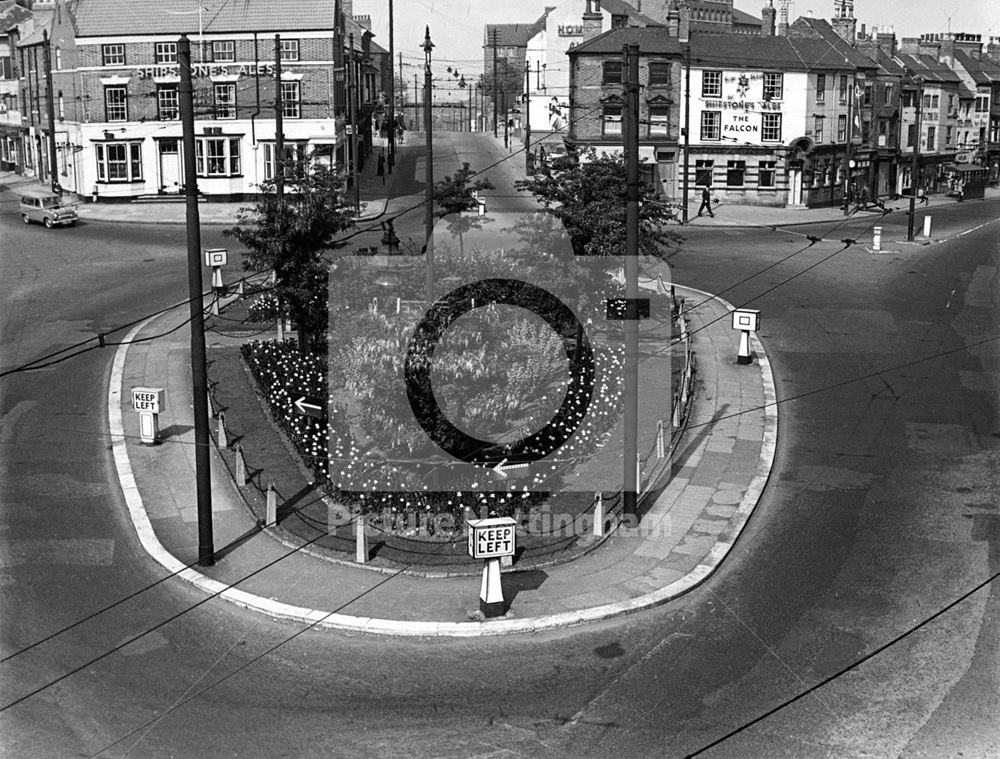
left=1, top=163, right=998, bottom=758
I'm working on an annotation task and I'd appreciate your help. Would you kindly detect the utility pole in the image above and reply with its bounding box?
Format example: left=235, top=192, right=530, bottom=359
left=681, top=44, right=691, bottom=224
left=622, top=44, right=640, bottom=519
left=524, top=59, right=531, bottom=173
left=842, top=77, right=855, bottom=215
left=488, top=29, right=500, bottom=138
left=387, top=0, right=395, bottom=173
left=907, top=76, right=923, bottom=241
left=422, top=26, right=435, bottom=304
left=178, top=34, right=214, bottom=566
left=348, top=32, right=360, bottom=215
left=274, top=34, right=284, bottom=199
left=42, top=30, right=59, bottom=193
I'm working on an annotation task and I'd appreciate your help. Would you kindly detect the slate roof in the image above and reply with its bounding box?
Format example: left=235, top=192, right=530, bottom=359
left=72, top=0, right=338, bottom=37
left=15, top=10, right=52, bottom=47
left=569, top=26, right=682, bottom=55
left=691, top=32, right=862, bottom=71
left=954, top=49, right=1000, bottom=83
left=730, top=8, right=762, bottom=27
left=788, top=17, right=879, bottom=71
left=0, top=0, right=32, bottom=33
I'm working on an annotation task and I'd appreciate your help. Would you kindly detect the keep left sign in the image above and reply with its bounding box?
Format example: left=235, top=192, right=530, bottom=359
left=132, top=387, right=165, bottom=414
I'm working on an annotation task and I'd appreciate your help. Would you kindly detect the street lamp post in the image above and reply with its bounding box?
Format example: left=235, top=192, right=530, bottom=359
left=907, top=75, right=924, bottom=242
left=422, top=26, right=435, bottom=304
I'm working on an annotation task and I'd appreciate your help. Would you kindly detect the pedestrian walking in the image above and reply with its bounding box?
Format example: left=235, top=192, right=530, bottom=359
left=697, top=185, right=714, bottom=217
left=377, top=151, right=385, bottom=185
left=956, top=179, right=964, bottom=202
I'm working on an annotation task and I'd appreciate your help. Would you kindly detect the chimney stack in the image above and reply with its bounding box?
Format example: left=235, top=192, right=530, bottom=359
left=678, top=0, right=690, bottom=43
left=761, top=0, right=776, bottom=36
left=582, top=0, right=603, bottom=42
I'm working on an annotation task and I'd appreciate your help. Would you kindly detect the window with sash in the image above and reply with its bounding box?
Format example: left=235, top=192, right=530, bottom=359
left=214, top=83, right=237, bottom=119
left=157, top=86, right=179, bottom=120
left=155, top=42, right=177, bottom=64
left=602, top=104, right=623, bottom=135
left=700, top=110, right=720, bottom=140
left=105, top=86, right=128, bottom=122
left=95, top=142, right=142, bottom=182
left=281, top=81, right=301, bottom=118
left=195, top=137, right=241, bottom=176
left=102, top=44, right=125, bottom=66
left=701, top=70, right=721, bottom=97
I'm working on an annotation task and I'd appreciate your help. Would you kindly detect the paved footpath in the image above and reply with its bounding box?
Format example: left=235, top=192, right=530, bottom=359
left=109, top=280, right=777, bottom=636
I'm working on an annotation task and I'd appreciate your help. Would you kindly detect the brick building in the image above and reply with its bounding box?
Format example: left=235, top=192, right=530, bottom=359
left=17, top=0, right=383, bottom=200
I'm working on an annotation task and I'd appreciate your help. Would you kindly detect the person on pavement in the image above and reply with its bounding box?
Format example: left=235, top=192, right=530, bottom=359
left=697, top=186, right=714, bottom=217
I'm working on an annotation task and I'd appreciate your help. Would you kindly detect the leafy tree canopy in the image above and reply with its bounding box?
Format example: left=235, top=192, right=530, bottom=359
left=514, top=148, right=681, bottom=259
left=224, top=159, right=355, bottom=350
left=433, top=162, right=496, bottom=217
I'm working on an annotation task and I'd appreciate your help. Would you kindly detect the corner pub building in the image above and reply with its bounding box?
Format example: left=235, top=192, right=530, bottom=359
left=17, top=0, right=370, bottom=201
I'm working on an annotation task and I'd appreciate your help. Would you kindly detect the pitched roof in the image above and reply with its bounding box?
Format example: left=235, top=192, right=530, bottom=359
left=0, top=0, right=32, bottom=33
left=893, top=52, right=961, bottom=84
left=569, top=26, right=682, bottom=55
left=691, top=32, right=861, bottom=71
left=16, top=10, right=52, bottom=47
left=730, top=8, right=762, bottom=27
left=600, top=0, right=660, bottom=26
left=954, top=49, right=1000, bottom=83
left=72, top=0, right=338, bottom=37
left=788, top=17, right=879, bottom=70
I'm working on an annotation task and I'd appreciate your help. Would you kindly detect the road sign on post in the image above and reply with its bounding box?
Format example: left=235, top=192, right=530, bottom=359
left=468, top=516, right=516, bottom=618
left=732, top=309, right=760, bottom=365
left=131, top=387, right=165, bottom=444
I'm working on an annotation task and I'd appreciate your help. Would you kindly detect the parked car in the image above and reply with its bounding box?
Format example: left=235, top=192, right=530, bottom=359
left=19, top=189, right=78, bottom=228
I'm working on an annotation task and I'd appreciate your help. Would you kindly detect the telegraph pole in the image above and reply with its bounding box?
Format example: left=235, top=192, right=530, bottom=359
left=42, top=31, right=59, bottom=192
left=488, top=29, right=500, bottom=138
left=681, top=44, right=691, bottom=224
left=622, top=44, right=640, bottom=519
left=274, top=34, right=284, bottom=199
left=387, top=0, right=395, bottom=172
left=348, top=32, right=360, bottom=215
left=422, top=26, right=435, bottom=303
left=524, top=59, right=531, bottom=173
left=907, top=76, right=923, bottom=241
left=178, top=34, right=214, bottom=566
left=842, top=78, right=855, bottom=215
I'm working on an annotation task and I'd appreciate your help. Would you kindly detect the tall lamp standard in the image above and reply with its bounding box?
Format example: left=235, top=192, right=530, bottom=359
left=422, top=26, right=435, bottom=304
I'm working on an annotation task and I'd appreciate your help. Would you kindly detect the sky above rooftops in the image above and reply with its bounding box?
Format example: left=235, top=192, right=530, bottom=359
left=354, top=0, right=996, bottom=77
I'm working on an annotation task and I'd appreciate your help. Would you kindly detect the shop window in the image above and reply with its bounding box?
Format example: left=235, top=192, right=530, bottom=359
left=195, top=137, right=241, bottom=176
left=694, top=159, right=713, bottom=186
left=758, top=161, right=776, bottom=188
left=95, top=142, right=142, bottom=182
left=726, top=160, right=746, bottom=187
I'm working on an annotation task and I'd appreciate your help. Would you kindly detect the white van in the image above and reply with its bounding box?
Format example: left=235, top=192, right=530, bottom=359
left=19, top=189, right=78, bottom=228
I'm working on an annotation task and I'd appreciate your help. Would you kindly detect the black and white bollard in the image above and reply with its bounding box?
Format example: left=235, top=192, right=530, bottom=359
left=732, top=309, right=761, bottom=366
left=467, top=516, right=517, bottom=619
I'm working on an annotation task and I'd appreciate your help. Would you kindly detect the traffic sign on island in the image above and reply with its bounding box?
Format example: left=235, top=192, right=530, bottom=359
left=467, top=516, right=517, bottom=559
left=131, top=387, right=164, bottom=414
left=293, top=394, right=325, bottom=419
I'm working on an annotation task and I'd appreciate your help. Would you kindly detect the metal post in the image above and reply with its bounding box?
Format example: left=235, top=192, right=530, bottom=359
left=623, top=44, right=640, bottom=519
left=42, top=31, right=59, bottom=192
left=179, top=35, right=214, bottom=566
left=348, top=33, right=360, bottom=215
left=842, top=77, right=854, bottom=214
left=907, top=77, right=923, bottom=242
left=490, top=30, right=500, bottom=138
left=422, top=27, right=435, bottom=304
left=387, top=0, right=395, bottom=172
left=681, top=44, right=691, bottom=224
left=524, top=59, right=531, bottom=173
left=274, top=35, right=284, bottom=200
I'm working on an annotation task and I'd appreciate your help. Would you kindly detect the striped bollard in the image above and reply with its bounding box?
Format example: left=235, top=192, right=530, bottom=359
left=656, top=420, right=665, bottom=460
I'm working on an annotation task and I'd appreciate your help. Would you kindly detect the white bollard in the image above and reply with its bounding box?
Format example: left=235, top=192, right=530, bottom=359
left=265, top=483, right=277, bottom=526
left=354, top=513, right=368, bottom=563
left=592, top=493, right=605, bottom=537
left=217, top=411, right=227, bottom=448
left=656, top=420, right=665, bottom=460
left=923, top=216, right=932, bottom=238
left=873, top=226, right=882, bottom=252
left=235, top=444, right=247, bottom=486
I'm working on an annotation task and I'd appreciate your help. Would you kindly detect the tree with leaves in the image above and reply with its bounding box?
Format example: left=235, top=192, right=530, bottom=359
left=432, top=162, right=496, bottom=255
left=514, top=147, right=681, bottom=259
left=225, top=159, right=355, bottom=353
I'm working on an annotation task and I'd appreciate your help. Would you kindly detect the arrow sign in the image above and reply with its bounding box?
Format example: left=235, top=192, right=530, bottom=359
left=492, top=458, right=530, bottom=480
left=293, top=394, right=324, bottom=419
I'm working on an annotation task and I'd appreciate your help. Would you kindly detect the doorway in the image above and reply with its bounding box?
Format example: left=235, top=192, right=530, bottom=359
left=158, top=139, right=182, bottom=193
left=788, top=166, right=803, bottom=205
